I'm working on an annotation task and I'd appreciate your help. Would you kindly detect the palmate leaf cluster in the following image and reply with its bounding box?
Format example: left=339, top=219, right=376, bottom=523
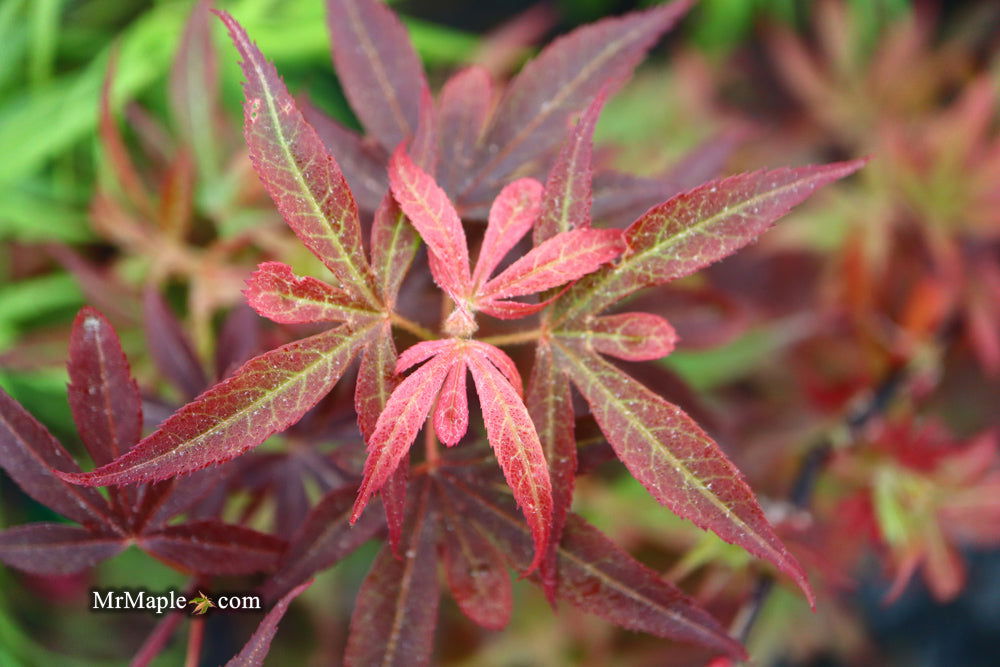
left=0, top=0, right=863, bottom=663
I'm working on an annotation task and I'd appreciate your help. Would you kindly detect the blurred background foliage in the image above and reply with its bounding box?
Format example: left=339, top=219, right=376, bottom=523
left=1, top=0, right=999, bottom=665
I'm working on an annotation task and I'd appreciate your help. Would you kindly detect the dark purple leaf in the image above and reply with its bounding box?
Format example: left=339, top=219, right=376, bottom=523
left=0, top=523, right=125, bottom=575
left=263, top=487, right=385, bottom=602
left=344, top=480, right=438, bottom=667
left=225, top=580, right=313, bottom=667
left=326, top=0, right=430, bottom=152
left=460, top=0, right=694, bottom=201
left=67, top=307, right=142, bottom=466
left=143, top=288, right=207, bottom=400
left=140, top=520, right=285, bottom=575
left=0, top=390, right=117, bottom=530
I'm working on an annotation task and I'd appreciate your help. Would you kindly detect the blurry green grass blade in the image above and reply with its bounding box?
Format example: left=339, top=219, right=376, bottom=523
left=0, top=273, right=82, bottom=327
left=663, top=326, right=777, bottom=391
left=28, top=0, right=61, bottom=89
left=0, top=0, right=28, bottom=93
left=0, top=186, right=92, bottom=242
left=0, top=368, right=75, bottom=443
left=0, top=0, right=479, bottom=186
left=690, top=0, right=757, bottom=54
left=404, top=18, right=478, bottom=65
left=0, top=2, right=191, bottom=186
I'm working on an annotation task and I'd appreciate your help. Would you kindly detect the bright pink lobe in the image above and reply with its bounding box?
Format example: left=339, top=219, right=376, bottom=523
left=395, top=339, right=455, bottom=373
left=534, top=90, right=607, bottom=244
left=467, top=341, right=524, bottom=397
left=481, top=227, right=625, bottom=300
left=589, top=312, right=678, bottom=361
left=476, top=293, right=561, bottom=320
left=216, top=11, right=378, bottom=308
left=473, top=178, right=544, bottom=287
left=244, top=262, right=374, bottom=324
left=466, top=348, right=552, bottom=574
left=433, top=360, right=469, bottom=446
left=388, top=146, right=471, bottom=300
left=351, top=351, right=455, bottom=523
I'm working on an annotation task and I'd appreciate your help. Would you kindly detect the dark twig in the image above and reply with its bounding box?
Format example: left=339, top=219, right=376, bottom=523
left=731, top=351, right=929, bottom=652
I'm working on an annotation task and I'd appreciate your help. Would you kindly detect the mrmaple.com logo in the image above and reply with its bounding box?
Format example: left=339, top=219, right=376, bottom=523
left=91, top=589, right=261, bottom=615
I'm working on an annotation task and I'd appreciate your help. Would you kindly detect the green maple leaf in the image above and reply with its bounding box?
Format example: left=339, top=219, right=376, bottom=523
left=189, top=591, right=216, bottom=615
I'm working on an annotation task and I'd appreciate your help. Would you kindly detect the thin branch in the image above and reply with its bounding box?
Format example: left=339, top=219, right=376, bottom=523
left=732, top=320, right=956, bottom=655
left=184, top=617, right=204, bottom=667
left=479, top=328, right=543, bottom=346
left=389, top=312, right=436, bottom=341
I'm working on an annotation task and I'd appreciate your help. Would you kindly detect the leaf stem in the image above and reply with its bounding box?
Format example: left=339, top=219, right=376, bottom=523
left=425, top=418, right=440, bottom=470
left=184, top=617, right=204, bottom=667
left=389, top=312, right=436, bottom=340
left=479, top=328, right=543, bottom=346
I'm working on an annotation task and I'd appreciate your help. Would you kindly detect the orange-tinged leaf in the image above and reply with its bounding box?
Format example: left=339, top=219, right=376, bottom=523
left=351, top=349, right=455, bottom=523
left=553, top=160, right=867, bottom=324
left=244, top=262, right=376, bottom=324
left=388, top=147, right=471, bottom=300
left=434, top=359, right=469, bottom=447
left=567, top=311, right=678, bottom=361
left=170, top=0, right=224, bottom=181
left=481, top=227, right=625, bottom=300
left=99, top=55, right=152, bottom=217
left=466, top=348, right=552, bottom=573
left=472, top=178, right=543, bottom=288
left=553, top=339, right=814, bottom=604
left=60, top=322, right=377, bottom=487
left=217, top=10, right=379, bottom=308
